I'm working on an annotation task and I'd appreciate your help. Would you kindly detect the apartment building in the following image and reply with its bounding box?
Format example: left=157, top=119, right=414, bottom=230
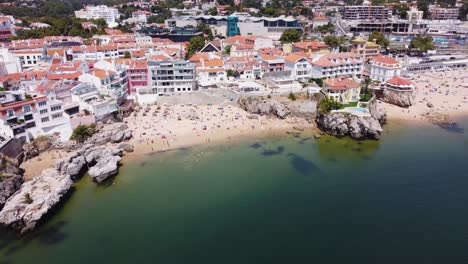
left=0, top=17, right=15, bottom=42
left=284, top=54, right=313, bottom=82
left=311, top=52, right=364, bottom=79
left=0, top=48, right=22, bottom=75
left=195, top=58, right=227, bottom=87
left=350, top=37, right=381, bottom=62
left=70, top=83, right=119, bottom=121
left=343, top=6, right=392, bottom=20
left=124, top=60, right=148, bottom=94
left=147, top=59, right=196, bottom=96
left=74, top=5, right=121, bottom=24
left=430, top=6, right=460, bottom=20
left=79, top=61, right=128, bottom=104
left=0, top=92, right=71, bottom=141
left=68, top=45, right=119, bottom=61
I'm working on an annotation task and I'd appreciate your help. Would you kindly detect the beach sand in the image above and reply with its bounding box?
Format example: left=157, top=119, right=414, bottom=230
left=123, top=104, right=313, bottom=160
left=380, top=69, right=468, bottom=121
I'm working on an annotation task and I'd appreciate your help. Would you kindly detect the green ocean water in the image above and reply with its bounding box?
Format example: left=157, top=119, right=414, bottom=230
left=0, top=119, right=467, bottom=264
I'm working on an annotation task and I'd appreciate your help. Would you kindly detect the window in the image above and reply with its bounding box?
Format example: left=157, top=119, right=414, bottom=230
left=40, top=109, right=48, bottom=114
left=38, top=101, right=47, bottom=107
left=51, top=105, right=61, bottom=111
left=23, top=105, right=31, bottom=113
left=41, top=117, right=49, bottom=123
left=7, top=109, right=14, bottom=117
left=52, top=113, right=62, bottom=119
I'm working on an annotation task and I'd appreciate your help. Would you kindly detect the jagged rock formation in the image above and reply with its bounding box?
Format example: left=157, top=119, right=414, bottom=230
left=377, top=89, right=414, bottom=108
left=238, top=97, right=317, bottom=120
left=368, top=100, right=387, bottom=125
left=238, top=97, right=290, bottom=119
left=0, top=168, right=73, bottom=234
left=0, top=155, right=23, bottom=210
left=316, top=112, right=383, bottom=139
left=56, top=145, right=124, bottom=183
left=85, top=123, right=133, bottom=145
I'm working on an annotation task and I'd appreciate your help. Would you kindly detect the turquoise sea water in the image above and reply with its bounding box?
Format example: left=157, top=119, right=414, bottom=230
left=0, top=119, right=467, bottom=264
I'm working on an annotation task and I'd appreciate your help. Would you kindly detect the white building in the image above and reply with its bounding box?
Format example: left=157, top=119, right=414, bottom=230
left=0, top=91, right=71, bottom=141
left=137, top=60, right=195, bottom=103
left=70, top=83, right=119, bottom=121
left=370, top=55, right=402, bottom=82
left=284, top=54, right=313, bottom=82
left=195, top=58, right=227, bottom=88
left=11, top=50, right=43, bottom=69
left=74, top=5, right=121, bottom=25
left=0, top=48, right=22, bottom=75
left=311, top=52, right=363, bottom=79
left=78, top=60, right=128, bottom=104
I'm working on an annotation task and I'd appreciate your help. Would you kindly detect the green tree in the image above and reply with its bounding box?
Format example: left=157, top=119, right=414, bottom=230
left=124, top=51, right=131, bottom=58
left=288, top=92, right=297, bottom=101
left=323, top=35, right=345, bottom=49
left=409, top=36, right=435, bottom=52
left=361, top=77, right=372, bottom=101
left=226, top=69, right=235, bottom=77
left=319, top=98, right=342, bottom=113
left=71, top=124, right=96, bottom=143
left=186, top=36, right=205, bottom=59
left=223, top=45, right=232, bottom=55
left=207, top=7, right=218, bottom=15
left=368, top=32, right=390, bottom=49
left=280, top=29, right=301, bottom=44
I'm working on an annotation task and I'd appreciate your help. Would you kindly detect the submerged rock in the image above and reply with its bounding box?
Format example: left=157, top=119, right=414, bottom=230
left=0, top=168, right=73, bottom=234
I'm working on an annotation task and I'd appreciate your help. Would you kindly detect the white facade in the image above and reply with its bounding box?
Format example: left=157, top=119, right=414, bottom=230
left=284, top=57, right=313, bottom=82
left=0, top=92, right=71, bottom=141
left=0, top=48, right=22, bottom=75
left=78, top=60, right=128, bottom=103
left=146, top=60, right=196, bottom=100
left=12, top=51, right=43, bottom=69
left=74, top=5, right=121, bottom=24
left=70, top=83, right=119, bottom=121
left=370, top=55, right=402, bottom=82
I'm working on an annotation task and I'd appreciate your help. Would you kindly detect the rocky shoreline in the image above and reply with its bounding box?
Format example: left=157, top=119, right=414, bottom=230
left=0, top=122, right=134, bottom=234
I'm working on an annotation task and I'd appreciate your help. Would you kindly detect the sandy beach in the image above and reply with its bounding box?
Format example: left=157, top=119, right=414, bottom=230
left=124, top=104, right=312, bottom=159
left=380, top=69, right=468, bottom=121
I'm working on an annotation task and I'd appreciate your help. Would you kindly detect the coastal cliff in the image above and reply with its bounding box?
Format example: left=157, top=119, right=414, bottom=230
left=376, top=89, right=414, bottom=108
left=0, top=168, right=73, bottom=234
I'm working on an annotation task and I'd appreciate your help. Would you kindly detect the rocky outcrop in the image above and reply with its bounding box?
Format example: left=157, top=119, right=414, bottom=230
left=368, top=99, right=387, bottom=125
left=0, top=155, right=23, bottom=210
left=56, top=145, right=124, bottom=183
left=22, top=135, right=56, bottom=161
left=316, top=112, right=383, bottom=139
left=289, top=101, right=317, bottom=122
left=0, top=168, right=73, bottom=234
left=85, top=123, right=133, bottom=145
left=238, top=97, right=317, bottom=120
left=377, top=89, right=414, bottom=108
left=238, top=97, right=291, bottom=119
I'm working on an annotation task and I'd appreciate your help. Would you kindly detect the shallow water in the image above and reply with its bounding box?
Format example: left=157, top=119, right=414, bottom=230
left=1, top=119, right=467, bottom=264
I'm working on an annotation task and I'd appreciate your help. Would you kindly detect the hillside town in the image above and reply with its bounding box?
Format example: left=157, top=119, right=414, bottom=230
left=0, top=0, right=467, bottom=234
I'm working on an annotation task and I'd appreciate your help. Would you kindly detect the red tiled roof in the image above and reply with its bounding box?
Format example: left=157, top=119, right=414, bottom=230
left=386, top=76, right=411, bottom=86
left=373, top=55, right=398, bottom=65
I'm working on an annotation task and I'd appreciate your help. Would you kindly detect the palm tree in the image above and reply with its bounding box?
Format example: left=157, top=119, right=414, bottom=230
left=361, top=77, right=372, bottom=101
